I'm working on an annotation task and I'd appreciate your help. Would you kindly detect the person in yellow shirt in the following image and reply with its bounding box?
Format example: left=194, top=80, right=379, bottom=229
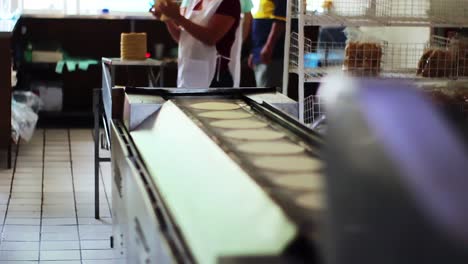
left=249, top=0, right=286, bottom=89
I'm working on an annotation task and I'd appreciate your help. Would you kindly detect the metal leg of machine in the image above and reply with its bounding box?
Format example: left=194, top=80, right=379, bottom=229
left=7, top=141, right=11, bottom=169
left=93, top=89, right=101, bottom=219
left=160, top=65, right=164, bottom=87
left=94, top=87, right=113, bottom=220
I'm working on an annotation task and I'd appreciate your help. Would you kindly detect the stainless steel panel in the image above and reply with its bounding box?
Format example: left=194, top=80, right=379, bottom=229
left=125, top=156, right=175, bottom=264
left=111, top=123, right=130, bottom=262
left=102, top=62, right=113, bottom=127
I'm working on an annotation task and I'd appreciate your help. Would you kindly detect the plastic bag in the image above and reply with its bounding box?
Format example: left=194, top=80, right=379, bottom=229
left=11, top=92, right=42, bottom=143
left=343, top=28, right=383, bottom=76
left=12, top=91, right=43, bottom=113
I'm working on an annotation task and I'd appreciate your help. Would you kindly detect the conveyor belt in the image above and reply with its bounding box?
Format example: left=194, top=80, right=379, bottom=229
left=129, top=101, right=299, bottom=264
left=173, top=98, right=325, bottom=238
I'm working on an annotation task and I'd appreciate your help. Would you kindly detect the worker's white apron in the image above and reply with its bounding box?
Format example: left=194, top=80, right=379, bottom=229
left=177, top=0, right=224, bottom=88
left=228, top=14, right=243, bottom=87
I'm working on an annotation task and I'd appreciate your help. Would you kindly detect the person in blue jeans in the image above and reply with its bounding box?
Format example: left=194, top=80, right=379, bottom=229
left=248, top=0, right=286, bottom=89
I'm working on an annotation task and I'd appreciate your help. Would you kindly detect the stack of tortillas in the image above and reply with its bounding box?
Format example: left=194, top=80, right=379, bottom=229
left=121, top=33, right=147, bottom=60
left=157, top=0, right=171, bottom=21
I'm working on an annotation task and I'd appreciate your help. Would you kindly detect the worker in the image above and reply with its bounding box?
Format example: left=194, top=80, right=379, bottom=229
left=248, top=0, right=286, bottom=89
left=152, top=0, right=241, bottom=88
left=180, top=0, right=253, bottom=87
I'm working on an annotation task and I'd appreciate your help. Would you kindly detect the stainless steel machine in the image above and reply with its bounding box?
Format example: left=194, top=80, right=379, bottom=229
left=322, top=77, right=468, bottom=264
left=110, top=87, right=324, bottom=264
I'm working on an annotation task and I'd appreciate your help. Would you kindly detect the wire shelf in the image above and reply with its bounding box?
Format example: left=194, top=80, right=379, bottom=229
left=289, top=34, right=468, bottom=81
left=304, top=95, right=325, bottom=125
left=292, top=0, right=468, bottom=27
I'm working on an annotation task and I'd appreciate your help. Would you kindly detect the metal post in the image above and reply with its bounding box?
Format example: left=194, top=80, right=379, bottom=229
left=93, top=89, right=101, bottom=219
left=7, top=140, right=11, bottom=169
left=282, top=0, right=293, bottom=95
left=298, top=0, right=305, bottom=123
left=130, top=20, right=136, bottom=33
left=160, top=64, right=165, bottom=87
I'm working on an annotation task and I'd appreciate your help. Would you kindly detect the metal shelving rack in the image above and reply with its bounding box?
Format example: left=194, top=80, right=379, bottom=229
left=283, top=0, right=468, bottom=125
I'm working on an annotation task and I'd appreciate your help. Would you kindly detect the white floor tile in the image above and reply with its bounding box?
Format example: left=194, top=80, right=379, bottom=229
left=40, top=261, right=81, bottom=264
left=77, top=218, right=112, bottom=226
left=81, top=249, right=113, bottom=260
left=0, top=241, right=40, bottom=251
left=0, top=250, right=39, bottom=261
left=9, top=199, right=41, bottom=206
left=82, top=260, right=116, bottom=264
left=8, top=128, right=114, bottom=262
left=8, top=205, right=41, bottom=212
left=41, top=218, right=77, bottom=226
left=7, top=211, right=41, bottom=218
left=80, top=240, right=111, bottom=250
left=40, top=241, right=80, bottom=251
left=3, top=231, right=40, bottom=242
left=79, top=233, right=111, bottom=241
left=39, top=250, right=80, bottom=261
left=5, top=218, right=40, bottom=226
left=41, top=232, right=79, bottom=241
left=4, top=225, right=40, bottom=233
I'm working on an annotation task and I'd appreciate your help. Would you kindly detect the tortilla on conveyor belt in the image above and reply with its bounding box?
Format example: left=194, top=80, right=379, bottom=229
left=224, top=130, right=285, bottom=140
left=272, top=174, right=323, bottom=191
left=295, top=193, right=325, bottom=210
left=253, top=157, right=323, bottom=172
left=190, top=102, right=241, bottom=110
left=237, top=142, right=305, bottom=155
left=198, top=111, right=252, bottom=119
left=210, top=119, right=269, bottom=129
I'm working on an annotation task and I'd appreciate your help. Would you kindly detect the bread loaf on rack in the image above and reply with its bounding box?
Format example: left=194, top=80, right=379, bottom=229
left=417, top=48, right=455, bottom=78
left=121, top=33, right=147, bottom=61
left=343, top=42, right=382, bottom=76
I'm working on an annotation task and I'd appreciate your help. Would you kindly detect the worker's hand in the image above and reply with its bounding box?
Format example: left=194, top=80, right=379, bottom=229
left=260, top=45, right=273, bottom=64
left=248, top=54, right=254, bottom=69
left=159, top=0, right=182, bottom=21
left=149, top=5, right=162, bottom=19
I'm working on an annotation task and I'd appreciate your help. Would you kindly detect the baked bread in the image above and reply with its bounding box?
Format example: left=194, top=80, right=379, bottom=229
left=344, top=42, right=382, bottom=76
left=417, top=49, right=433, bottom=75
left=418, top=49, right=455, bottom=78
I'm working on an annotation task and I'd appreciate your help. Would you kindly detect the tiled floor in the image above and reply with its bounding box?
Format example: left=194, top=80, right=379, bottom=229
left=0, top=129, right=114, bottom=264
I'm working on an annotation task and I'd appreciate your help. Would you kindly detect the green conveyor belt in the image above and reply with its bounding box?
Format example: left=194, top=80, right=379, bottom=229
left=130, top=100, right=297, bottom=264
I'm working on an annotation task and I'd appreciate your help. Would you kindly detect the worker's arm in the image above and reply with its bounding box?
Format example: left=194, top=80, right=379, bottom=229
left=242, top=12, right=252, bottom=42
left=159, top=1, right=235, bottom=46
left=260, top=21, right=285, bottom=64
left=150, top=3, right=187, bottom=43
left=165, top=20, right=181, bottom=43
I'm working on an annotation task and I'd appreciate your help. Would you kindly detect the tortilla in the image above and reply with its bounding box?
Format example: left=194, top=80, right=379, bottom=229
left=253, top=156, right=323, bottom=172
left=210, top=119, right=268, bottom=129
left=224, top=130, right=285, bottom=141
left=272, top=174, right=323, bottom=191
left=295, top=193, right=325, bottom=210
left=190, top=102, right=241, bottom=110
left=198, top=111, right=252, bottom=119
left=238, top=142, right=305, bottom=155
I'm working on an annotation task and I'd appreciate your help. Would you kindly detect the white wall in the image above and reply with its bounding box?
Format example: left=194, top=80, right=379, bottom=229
left=9, top=0, right=152, bottom=15
left=360, top=27, right=430, bottom=44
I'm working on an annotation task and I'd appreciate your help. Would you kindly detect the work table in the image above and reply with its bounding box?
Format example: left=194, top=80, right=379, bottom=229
left=0, top=18, right=17, bottom=168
